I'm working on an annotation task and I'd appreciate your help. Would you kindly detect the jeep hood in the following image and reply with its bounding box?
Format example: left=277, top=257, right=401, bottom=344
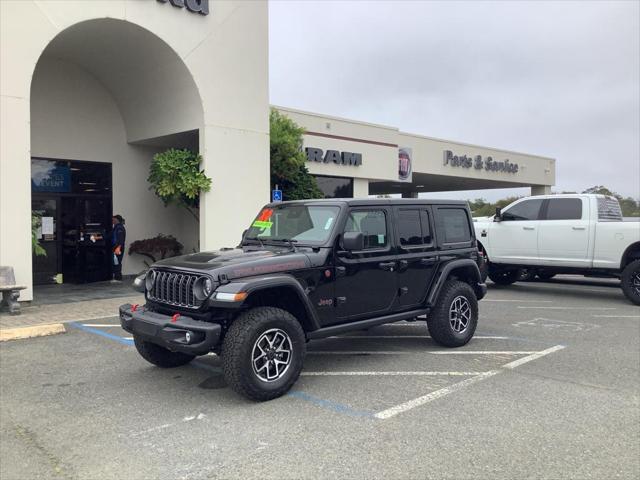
left=152, top=247, right=311, bottom=280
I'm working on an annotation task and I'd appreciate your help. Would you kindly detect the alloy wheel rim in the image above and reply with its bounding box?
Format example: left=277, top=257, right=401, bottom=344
left=252, top=328, right=293, bottom=382
left=632, top=271, right=640, bottom=296
left=449, top=295, right=471, bottom=333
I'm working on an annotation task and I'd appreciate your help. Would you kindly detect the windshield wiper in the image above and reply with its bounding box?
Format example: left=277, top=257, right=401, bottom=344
left=242, top=237, right=265, bottom=248
left=268, top=238, right=298, bottom=251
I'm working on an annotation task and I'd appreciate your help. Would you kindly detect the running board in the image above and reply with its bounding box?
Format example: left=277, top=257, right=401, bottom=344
left=306, top=308, right=430, bottom=340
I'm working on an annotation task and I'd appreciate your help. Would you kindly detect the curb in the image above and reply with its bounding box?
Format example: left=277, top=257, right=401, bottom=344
left=0, top=323, right=66, bottom=342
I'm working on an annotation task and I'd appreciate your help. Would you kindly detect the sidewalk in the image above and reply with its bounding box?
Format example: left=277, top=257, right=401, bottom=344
left=0, top=294, right=143, bottom=331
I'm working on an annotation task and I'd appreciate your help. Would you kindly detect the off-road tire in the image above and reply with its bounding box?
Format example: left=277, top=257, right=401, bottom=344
left=621, top=259, right=640, bottom=306
left=222, top=307, right=306, bottom=401
left=427, top=280, right=478, bottom=347
left=133, top=336, right=195, bottom=368
left=488, top=266, right=520, bottom=285
left=537, top=271, right=556, bottom=281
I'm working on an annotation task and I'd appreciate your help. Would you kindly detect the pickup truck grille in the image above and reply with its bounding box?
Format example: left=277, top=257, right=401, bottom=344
left=147, top=271, right=202, bottom=308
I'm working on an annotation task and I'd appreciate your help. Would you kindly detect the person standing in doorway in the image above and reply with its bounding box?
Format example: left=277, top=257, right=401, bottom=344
left=111, top=214, right=126, bottom=282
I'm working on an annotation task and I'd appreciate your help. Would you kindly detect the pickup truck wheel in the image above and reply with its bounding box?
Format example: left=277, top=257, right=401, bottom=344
left=537, top=271, right=556, bottom=281
left=133, top=336, right=196, bottom=368
left=488, top=267, right=520, bottom=286
left=222, top=307, right=306, bottom=401
left=427, top=280, right=478, bottom=347
left=621, top=260, right=640, bottom=305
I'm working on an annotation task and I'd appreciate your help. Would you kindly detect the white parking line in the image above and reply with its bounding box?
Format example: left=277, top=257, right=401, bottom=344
left=374, top=371, right=500, bottom=419
left=517, top=306, right=617, bottom=310
left=482, top=299, right=553, bottom=303
left=430, top=351, right=536, bottom=355
left=307, top=351, right=413, bottom=355
left=328, top=335, right=509, bottom=340
left=592, top=315, right=640, bottom=318
left=301, top=371, right=483, bottom=376
left=374, top=344, right=565, bottom=419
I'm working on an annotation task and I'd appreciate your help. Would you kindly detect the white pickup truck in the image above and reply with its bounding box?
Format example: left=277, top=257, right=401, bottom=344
left=473, top=194, right=640, bottom=305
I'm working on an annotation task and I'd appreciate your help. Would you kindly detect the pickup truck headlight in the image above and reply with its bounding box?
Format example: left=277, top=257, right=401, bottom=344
left=145, top=270, right=156, bottom=292
left=194, top=277, right=214, bottom=301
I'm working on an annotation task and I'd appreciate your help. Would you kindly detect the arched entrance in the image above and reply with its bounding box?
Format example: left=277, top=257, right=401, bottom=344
left=30, top=19, right=204, bottom=285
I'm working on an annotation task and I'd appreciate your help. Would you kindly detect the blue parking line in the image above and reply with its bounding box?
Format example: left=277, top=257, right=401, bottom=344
left=68, top=322, right=134, bottom=346
left=287, top=391, right=375, bottom=418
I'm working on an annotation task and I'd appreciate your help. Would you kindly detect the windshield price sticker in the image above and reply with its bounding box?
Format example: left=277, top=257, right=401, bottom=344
left=252, top=220, right=273, bottom=229
left=252, top=208, right=274, bottom=229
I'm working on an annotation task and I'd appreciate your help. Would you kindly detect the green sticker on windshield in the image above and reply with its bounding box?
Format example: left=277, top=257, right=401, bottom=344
left=252, top=220, right=273, bottom=229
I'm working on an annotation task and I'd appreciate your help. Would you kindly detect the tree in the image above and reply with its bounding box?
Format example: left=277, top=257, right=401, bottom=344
left=270, top=109, right=323, bottom=200
left=148, top=148, right=212, bottom=222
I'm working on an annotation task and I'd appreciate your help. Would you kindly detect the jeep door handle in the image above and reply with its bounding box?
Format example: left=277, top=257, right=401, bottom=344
left=523, top=226, right=535, bottom=231
left=378, top=262, right=396, bottom=271
left=420, top=258, right=437, bottom=266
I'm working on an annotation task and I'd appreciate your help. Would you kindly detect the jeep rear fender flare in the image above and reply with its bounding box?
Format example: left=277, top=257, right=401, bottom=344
left=216, top=275, right=321, bottom=332
left=426, top=259, right=485, bottom=305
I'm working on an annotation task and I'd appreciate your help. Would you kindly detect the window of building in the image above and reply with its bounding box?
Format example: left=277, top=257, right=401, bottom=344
left=344, top=210, right=387, bottom=249
left=545, top=198, right=582, bottom=220
left=314, top=175, right=354, bottom=198
left=502, top=199, right=544, bottom=221
left=437, top=208, right=471, bottom=244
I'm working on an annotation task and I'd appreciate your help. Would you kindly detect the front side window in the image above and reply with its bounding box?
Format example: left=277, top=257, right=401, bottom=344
left=546, top=198, right=583, bottom=220
left=502, top=199, right=544, bottom=221
left=344, top=210, right=388, bottom=249
left=245, top=205, right=340, bottom=245
left=437, top=208, right=471, bottom=244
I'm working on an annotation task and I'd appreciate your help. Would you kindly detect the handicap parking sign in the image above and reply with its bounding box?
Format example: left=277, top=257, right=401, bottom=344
left=272, top=189, right=283, bottom=202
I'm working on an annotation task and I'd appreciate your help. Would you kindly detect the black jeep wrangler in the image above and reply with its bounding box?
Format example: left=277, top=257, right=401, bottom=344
left=120, top=199, right=486, bottom=401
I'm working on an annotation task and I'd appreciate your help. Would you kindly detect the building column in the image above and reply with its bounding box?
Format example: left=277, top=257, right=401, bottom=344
left=531, top=185, right=551, bottom=196
left=0, top=95, right=33, bottom=301
left=353, top=178, right=369, bottom=198
left=401, top=191, right=419, bottom=198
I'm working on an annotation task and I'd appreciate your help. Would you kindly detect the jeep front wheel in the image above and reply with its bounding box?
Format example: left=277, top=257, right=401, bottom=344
left=427, top=280, right=478, bottom=347
left=621, top=259, right=640, bottom=305
left=221, top=307, right=306, bottom=401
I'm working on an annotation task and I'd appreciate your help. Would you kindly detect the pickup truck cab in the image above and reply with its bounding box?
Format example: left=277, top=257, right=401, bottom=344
left=121, top=199, right=486, bottom=401
left=474, top=194, right=640, bottom=304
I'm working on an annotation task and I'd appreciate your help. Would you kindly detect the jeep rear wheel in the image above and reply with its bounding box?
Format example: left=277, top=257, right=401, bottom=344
left=427, top=280, right=478, bottom=347
left=133, top=336, right=196, bottom=368
left=222, top=307, right=306, bottom=401
left=621, top=260, right=640, bottom=306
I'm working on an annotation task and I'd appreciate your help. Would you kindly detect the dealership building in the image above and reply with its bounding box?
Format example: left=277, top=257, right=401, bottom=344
left=0, top=0, right=555, bottom=301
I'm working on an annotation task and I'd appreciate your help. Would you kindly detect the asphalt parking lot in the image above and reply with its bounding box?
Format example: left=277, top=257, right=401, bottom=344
left=1, top=276, right=639, bottom=480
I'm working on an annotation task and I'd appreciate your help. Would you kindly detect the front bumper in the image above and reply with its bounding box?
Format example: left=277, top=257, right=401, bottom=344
left=119, top=303, right=222, bottom=355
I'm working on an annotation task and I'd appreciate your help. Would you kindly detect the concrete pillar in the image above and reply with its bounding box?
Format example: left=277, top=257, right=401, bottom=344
left=353, top=178, right=369, bottom=198
left=531, top=185, right=551, bottom=196
left=401, top=191, right=419, bottom=199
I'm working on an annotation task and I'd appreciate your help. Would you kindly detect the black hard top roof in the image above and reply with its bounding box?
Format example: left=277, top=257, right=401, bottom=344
left=267, top=198, right=469, bottom=207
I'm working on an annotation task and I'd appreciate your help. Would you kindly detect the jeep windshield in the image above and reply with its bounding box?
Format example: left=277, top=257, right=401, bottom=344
left=244, top=204, right=340, bottom=246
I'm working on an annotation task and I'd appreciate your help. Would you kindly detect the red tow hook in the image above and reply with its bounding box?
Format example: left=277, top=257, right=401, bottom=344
left=171, top=313, right=180, bottom=323
left=131, top=304, right=139, bottom=312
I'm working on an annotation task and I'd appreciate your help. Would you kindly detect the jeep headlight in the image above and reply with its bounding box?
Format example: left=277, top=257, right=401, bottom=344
left=145, top=270, right=156, bottom=292
left=194, top=277, right=214, bottom=301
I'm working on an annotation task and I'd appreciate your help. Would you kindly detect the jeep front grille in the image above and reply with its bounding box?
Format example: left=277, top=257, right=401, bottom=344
left=147, top=271, right=203, bottom=308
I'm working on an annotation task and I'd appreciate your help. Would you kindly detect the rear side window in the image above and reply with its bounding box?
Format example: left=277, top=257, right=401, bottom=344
left=437, top=208, right=471, bottom=244
left=397, top=210, right=422, bottom=246
left=502, top=199, right=544, bottom=221
left=344, top=210, right=388, bottom=249
left=546, top=198, right=582, bottom=220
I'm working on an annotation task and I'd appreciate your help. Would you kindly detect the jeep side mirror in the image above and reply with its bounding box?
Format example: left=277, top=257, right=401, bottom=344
left=494, top=207, right=502, bottom=222
left=342, top=231, right=364, bottom=251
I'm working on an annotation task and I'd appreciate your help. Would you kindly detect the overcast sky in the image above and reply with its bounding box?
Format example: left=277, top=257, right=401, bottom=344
left=269, top=0, right=640, bottom=201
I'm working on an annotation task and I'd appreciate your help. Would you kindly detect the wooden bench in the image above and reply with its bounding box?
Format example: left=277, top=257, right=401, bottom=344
left=0, top=266, right=26, bottom=315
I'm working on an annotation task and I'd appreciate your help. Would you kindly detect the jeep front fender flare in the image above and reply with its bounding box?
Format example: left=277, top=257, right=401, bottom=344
left=426, top=259, right=486, bottom=305
left=211, top=274, right=321, bottom=331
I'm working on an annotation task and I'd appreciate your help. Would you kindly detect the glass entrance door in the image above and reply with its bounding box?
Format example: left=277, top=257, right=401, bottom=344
left=32, top=197, right=60, bottom=284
